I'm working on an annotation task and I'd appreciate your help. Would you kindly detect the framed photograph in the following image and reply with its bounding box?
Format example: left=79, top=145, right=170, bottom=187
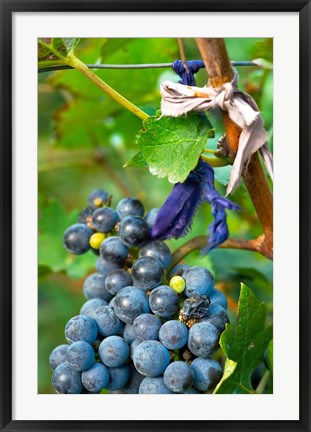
left=1, top=1, right=310, bottom=431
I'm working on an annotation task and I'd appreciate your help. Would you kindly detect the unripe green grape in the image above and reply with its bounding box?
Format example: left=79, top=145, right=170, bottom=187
left=169, top=275, right=186, bottom=294
left=89, top=232, right=106, bottom=249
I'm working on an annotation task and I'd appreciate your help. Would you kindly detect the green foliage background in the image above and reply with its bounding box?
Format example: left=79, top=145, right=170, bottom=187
left=38, top=38, right=273, bottom=393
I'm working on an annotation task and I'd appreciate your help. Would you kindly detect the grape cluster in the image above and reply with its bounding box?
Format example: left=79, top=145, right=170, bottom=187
left=50, top=189, right=229, bottom=394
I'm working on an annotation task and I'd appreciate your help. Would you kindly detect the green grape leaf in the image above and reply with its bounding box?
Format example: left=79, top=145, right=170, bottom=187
left=124, top=151, right=148, bottom=168
left=137, top=112, right=214, bottom=184
left=266, top=339, right=273, bottom=374
left=38, top=38, right=80, bottom=66
left=214, top=283, right=272, bottom=394
left=213, top=359, right=237, bottom=393
left=38, top=198, right=95, bottom=279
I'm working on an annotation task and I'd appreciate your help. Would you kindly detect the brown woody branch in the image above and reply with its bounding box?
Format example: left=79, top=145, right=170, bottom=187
left=169, top=234, right=270, bottom=272
left=195, top=38, right=273, bottom=260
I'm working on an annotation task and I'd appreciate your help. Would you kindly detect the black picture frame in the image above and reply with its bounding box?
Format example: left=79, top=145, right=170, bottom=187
left=1, top=1, right=310, bottom=431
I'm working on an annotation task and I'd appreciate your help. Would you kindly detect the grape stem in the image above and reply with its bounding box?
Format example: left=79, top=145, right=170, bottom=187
left=201, top=154, right=232, bottom=167
left=169, top=234, right=272, bottom=273
left=65, top=53, right=149, bottom=121
left=256, top=370, right=271, bottom=394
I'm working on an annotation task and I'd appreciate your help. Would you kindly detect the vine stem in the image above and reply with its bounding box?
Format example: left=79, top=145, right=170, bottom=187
left=177, top=38, right=189, bottom=73
left=168, top=234, right=271, bottom=273
left=195, top=38, right=273, bottom=260
left=65, top=53, right=149, bottom=121
left=256, top=370, right=271, bottom=394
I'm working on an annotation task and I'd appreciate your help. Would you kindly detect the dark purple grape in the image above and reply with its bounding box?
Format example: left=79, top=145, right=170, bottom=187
left=64, top=224, right=93, bottom=255
left=119, top=216, right=150, bottom=247
left=91, top=207, right=119, bottom=233
left=105, top=269, right=133, bottom=295
left=100, top=236, right=128, bottom=266
left=131, top=256, right=164, bottom=291
left=116, top=197, right=144, bottom=219
left=88, top=189, right=110, bottom=209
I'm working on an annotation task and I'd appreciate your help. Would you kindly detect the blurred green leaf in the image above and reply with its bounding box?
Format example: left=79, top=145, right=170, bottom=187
left=261, top=71, right=273, bottom=129
left=53, top=99, right=119, bottom=148
left=38, top=198, right=96, bottom=279
left=215, top=284, right=272, bottom=394
left=38, top=265, right=52, bottom=279
left=137, top=112, right=214, bottom=183
left=254, top=38, right=273, bottom=62
left=214, top=165, right=232, bottom=186
left=38, top=198, right=75, bottom=272
left=253, top=58, right=273, bottom=70
left=47, top=38, right=179, bottom=149
left=266, top=339, right=273, bottom=374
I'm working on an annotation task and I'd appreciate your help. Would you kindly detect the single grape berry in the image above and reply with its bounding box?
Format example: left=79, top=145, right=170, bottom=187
left=130, top=338, right=143, bottom=360
left=114, top=287, right=150, bottom=324
left=144, top=208, right=159, bottom=228
left=133, top=340, right=170, bottom=377
left=149, top=285, right=179, bottom=318
left=190, top=357, right=223, bottom=392
left=131, top=256, right=164, bottom=291
left=122, top=323, right=136, bottom=345
left=88, top=189, right=110, bottom=209
left=169, top=275, right=186, bottom=294
left=81, top=362, right=109, bottom=393
left=89, top=232, right=106, bottom=250
left=123, top=365, right=145, bottom=394
left=116, top=197, right=144, bottom=219
left=100, top=236, right=128, bottom=266
left=201, top=304, right=229, bottom=333
left=80, top=298, right=108, bottom=318
left=139, top=240, right=172, bottom=268
left=98, top=336, right=129, bottom=368
left=78, top=207, right=94, bottom=227
left=187, top=321, right=220, bottom=358
left=52, top=362, right=83, bottom=394
left=64, top=315, right=98, bottom=344
left=139, top=377, right=172, bottom=394
left=66, top=341, right=95, bottom=371
left=159, top=320, right=188, bottom=350
left=183, top=266, right=215, bottom=297
left=49, top=344, right=69, bottom=370
left=91, top=207, right=119, bottom=233
left=105, top=269, right=133, bottom=296
left=83, top=273, right=113, bottom=302
left=184, top=387, right=201, bottom=394
left=163, top=361, right=194, bottom=393
left=106, top=365, right=129, bottom=391
left=209, top=289, right=228, bottom=310
left=96, top=257, right=121, bottom=276
left=64, top=224, right=93, bottom=255
left=94, top=306, right=123, bottom=337
left=132, top=313, right=162, bottom=341
left=119, top=216, right=150, bottom=247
